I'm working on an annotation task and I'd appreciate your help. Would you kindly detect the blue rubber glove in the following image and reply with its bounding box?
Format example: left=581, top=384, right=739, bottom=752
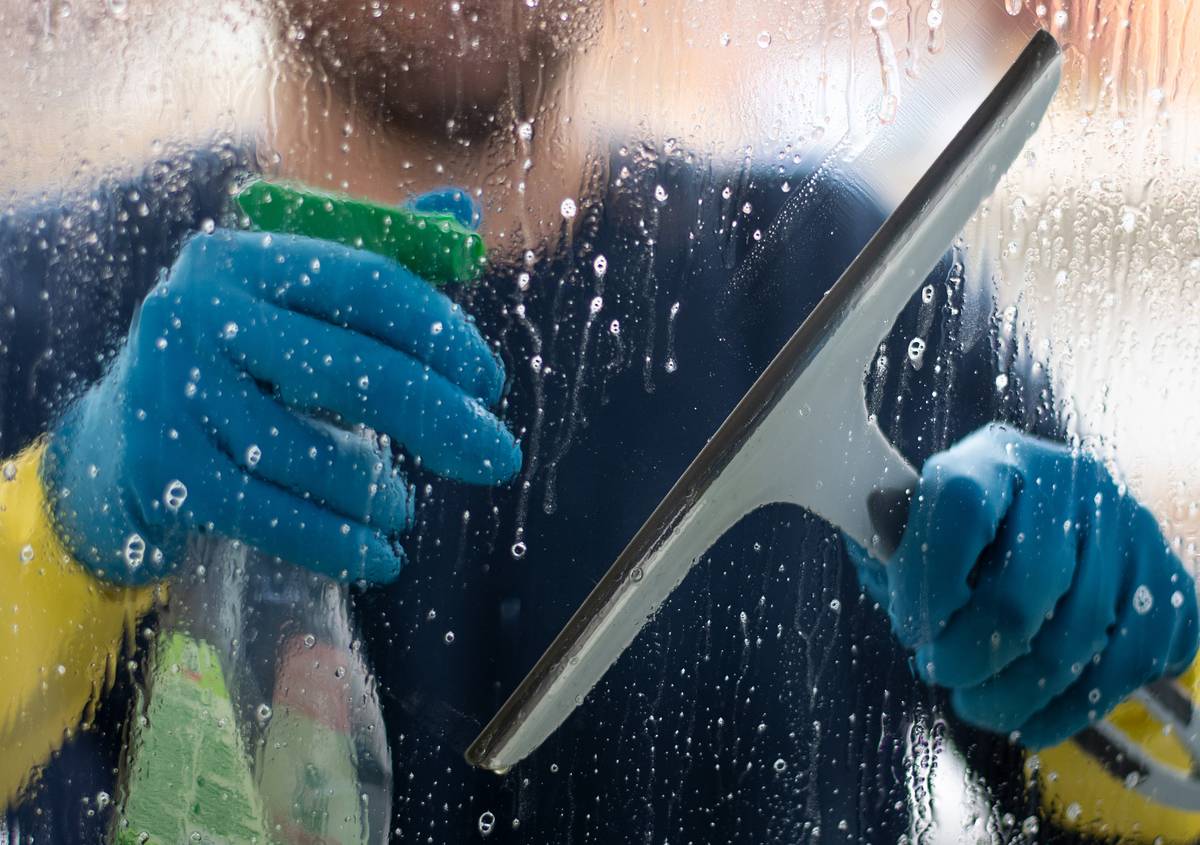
left=850, top=423, right=1200, bottom=748
left=42, top=210, right=519, bottom=586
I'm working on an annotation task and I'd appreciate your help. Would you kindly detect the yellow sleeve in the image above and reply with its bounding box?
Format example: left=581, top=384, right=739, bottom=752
left=1034, top=650, right=1200, bottom=843
left=0, top=442, right=157, bottom=809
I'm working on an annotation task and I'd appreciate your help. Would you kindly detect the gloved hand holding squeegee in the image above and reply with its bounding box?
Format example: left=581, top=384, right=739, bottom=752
left=466, top=27, right=1200, bottom=793
left=849, top=424, right=1200, bottom=748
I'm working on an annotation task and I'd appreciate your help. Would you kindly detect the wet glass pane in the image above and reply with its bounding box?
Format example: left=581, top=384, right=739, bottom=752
left=0, top=1, right=1197, bottom=843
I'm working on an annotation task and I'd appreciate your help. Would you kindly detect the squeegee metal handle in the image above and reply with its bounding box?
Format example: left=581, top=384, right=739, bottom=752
left=465, top=27, right=1064, bottom=775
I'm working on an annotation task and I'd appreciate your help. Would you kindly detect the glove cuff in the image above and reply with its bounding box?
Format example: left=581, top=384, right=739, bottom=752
left=41, top=384, right=162, bottom=584
left=1034, top=643, right=1200, bottom=843
left=0, top=441, right=157, bottom=806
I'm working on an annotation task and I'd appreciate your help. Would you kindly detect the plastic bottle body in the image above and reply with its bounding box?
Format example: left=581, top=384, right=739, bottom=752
left=114, top=538, right=392, bottom=845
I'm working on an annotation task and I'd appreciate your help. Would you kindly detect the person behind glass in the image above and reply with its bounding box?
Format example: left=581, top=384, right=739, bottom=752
left=0, top=1, right=1195, bottom=842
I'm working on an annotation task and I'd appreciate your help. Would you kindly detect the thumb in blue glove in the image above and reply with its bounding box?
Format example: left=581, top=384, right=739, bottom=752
left=850, top=423, right=1199, bottom=748
left=43, top=223, right=519, bottom=586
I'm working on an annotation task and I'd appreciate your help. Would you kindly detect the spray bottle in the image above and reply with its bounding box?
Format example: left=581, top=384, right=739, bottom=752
left=112, top=181, right=485, bottom=845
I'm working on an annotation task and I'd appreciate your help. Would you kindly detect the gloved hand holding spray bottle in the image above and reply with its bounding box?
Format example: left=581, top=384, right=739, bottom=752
left=86, top=182, right=516, bottom=843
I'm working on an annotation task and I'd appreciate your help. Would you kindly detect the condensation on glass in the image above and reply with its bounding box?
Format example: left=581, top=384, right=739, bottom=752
left=0, top=1, right=1195, bottom=843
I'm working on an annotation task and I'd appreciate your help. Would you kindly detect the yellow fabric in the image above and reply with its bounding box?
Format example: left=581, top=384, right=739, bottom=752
left=1036, top=650, right=1200, bottom=843
left=0, top=443, right=157, bottom=809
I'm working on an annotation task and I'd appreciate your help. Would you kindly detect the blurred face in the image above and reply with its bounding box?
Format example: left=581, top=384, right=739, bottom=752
left=283, top=0, right=600, bottom=135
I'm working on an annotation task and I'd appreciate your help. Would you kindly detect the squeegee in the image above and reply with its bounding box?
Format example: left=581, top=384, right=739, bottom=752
left=468, top=16, right=1062, bottom=773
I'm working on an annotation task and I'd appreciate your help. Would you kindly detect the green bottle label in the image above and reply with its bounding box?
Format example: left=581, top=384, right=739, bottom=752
left=112, top=632, right=269, bottom=845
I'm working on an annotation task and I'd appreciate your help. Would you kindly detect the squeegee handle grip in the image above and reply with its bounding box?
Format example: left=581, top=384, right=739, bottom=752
left=867, top=485, right=912, bottom=559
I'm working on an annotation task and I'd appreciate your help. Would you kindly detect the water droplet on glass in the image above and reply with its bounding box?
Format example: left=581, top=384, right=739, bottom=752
left=256, top=703, right=272, bottom=723
left=478, top=811, right=496, bottom=837
left=444, top=631, right=456, bottom=645
left=995, top=373, right=1010, bottom=391
left=756, top=30, right=772, bottom=48
left=19, top=544, right=34, bottom=563
left=2, top=462, right=16, bottom=481
left=124, top=534, right=146, bottom=570
left=593, top=255, right=607, bottom=277
left=907, top=337, right=926, bottom=367
left=1133, top=585, right=1154, bottom=615
left=773, top=758, right=787, bottom=773
left=867, top=0, right=889, bottom=29
left=560, top=198, right=577, bottom=219
left=511, top=541, right=527, bottom=559
left=1172, top=590, right=1185, bottom=609
left=245, top=444, right=262, bottom=467
left=654, top=185, right=669, bottom=203
left=1005, top=0, right=1022, bottom=14
left=163, top=480, right=188, bottom=512
left=221, top=322, right=239, bottom=339
left=517, top=121, right=534, bottom=141
left=303, top=633, right=317, bottom=648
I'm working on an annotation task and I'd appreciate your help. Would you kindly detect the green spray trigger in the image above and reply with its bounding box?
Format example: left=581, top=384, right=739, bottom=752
left=233, top=180, right=486, bottom=285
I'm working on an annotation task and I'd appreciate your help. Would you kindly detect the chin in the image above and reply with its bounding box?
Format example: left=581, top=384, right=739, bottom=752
left=284, top=0, right=598, bottom=136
